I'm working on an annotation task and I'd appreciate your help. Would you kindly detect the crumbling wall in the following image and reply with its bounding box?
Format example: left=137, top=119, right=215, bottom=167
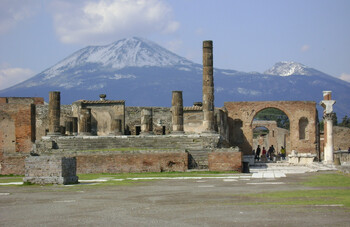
left=75, top=151, right=188, bottom=174
left=225, top=101, right=317, bottom=155
left=36, top=105, right=73, bottom=139
left=125, top=107, right=172, bottom=135
left=208, top=148, right=242, bottom=172
left=0, top=103, right=36, bottom=154
left=72, top=101, right=125, bottom=136
left=333, top=126, right=350, bottom=151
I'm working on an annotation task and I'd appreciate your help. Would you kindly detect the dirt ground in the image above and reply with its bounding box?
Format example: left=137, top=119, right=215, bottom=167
left=0, top=171, right=349, bottom=227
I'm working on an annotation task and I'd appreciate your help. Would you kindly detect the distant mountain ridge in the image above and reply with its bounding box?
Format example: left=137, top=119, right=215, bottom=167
left=0, top=37, right=349, bottom=119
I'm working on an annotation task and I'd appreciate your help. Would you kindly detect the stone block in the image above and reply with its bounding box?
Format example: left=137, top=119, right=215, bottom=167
left=208, top=148, right=242, bottom=172
left=23, top=156, right=78, bottom=185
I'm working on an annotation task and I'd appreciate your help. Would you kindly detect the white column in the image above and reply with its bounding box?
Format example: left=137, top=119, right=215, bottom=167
left=323, top=114, right=334, bottom=164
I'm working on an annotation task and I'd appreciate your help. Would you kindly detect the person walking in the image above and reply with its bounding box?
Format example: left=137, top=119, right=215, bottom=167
left=255, top=145, right=261, bottom=161
left=280, top=146, right=286, bottom=160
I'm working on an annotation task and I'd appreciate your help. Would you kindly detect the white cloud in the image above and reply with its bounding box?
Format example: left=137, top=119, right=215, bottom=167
left=301, top=44, right=310, bottom=52
left=50, top=0, right=179, bottom=45
left=0, top=67, right=35, bottom=90
left=339, top=73, right=350, bottom=83
left=166, top=39, right=183, bottom=53
left=0, top=0, right=40, bottom=34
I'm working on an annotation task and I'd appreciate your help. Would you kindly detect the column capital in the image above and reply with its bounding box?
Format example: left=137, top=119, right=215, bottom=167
left=323, top=112, right=335, bottom=121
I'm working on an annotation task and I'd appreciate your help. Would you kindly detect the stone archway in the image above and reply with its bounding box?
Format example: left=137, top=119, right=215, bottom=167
left=224, top=101, right=317, bottom=155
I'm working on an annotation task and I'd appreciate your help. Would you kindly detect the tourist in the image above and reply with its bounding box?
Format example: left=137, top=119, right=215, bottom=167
left=268, top=145, right=275, bottom=161
left=255, top=145, right=261, bottom=161
left=280, top=146, right=286, bottom=160
left=262, top=147, right=267, bottom=157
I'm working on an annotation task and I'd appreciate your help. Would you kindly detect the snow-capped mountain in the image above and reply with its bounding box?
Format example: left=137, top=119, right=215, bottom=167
left=264, top=61, right=325, bottom=76
left=0, top=37, right=349, bottom=119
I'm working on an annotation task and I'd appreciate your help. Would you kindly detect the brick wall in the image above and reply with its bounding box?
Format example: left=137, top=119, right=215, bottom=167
left=75, top=151, right=188, bottom=174
left=0, top=153, right=26, bottom=175
left=208, top=149, right=242, bottom=172
left=0, top=103, right=35, bottom=154
left=333, top=126, right=350, bottom=151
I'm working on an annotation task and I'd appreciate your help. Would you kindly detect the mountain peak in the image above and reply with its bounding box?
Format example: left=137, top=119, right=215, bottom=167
left=264, top=61, right=312, bottom=76
left=43, top=37, right=193, bottom=80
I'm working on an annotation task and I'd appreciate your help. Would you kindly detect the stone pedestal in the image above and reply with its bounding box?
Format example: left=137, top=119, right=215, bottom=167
left=140, top=108, right=153, bottom=135
left=23, top=156, right=78, bottom=185
left=48, top=91, right=61, bottom=135
left=202, top=40, right=215, bottom=133
left=171, top=91, right=184, bottom=134
left=79, top=108, right=92, bottom=136
left=110, top=119, right=122, bottom=135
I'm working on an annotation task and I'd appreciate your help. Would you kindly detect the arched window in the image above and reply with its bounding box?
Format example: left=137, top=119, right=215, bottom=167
left=299, top=117, right=309, bottom=140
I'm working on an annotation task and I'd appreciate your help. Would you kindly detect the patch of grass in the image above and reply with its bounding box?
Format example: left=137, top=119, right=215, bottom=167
left=0, top=174, right=24, bottom=178
left=239, top=173, right=350, bottom=208
left=0, top=178, right=23, bottom=183
left=246, top=189, right=350, bottom=207
left=77, top=171, right=239, bottom=180
left=303, top=173, right=350, bottom=188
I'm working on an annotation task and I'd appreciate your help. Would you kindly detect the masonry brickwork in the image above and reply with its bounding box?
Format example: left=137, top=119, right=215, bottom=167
left=224, top=101, right=317, bottom=155
left=75, top=151, right=188, bottom=174
left=208, top=148, right=242, bottom=172
left=23, top=156, right=78, bottom=184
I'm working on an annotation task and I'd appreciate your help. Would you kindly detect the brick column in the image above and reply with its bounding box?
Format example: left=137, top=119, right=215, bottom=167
left=110, top=119, right=122, bottom=135
left=171, top=91, right=184, bottom=134
left=320, top=91, right=336, bottom=164
left=140, top=108, right=153, bottom=135
left=79, top=108, right=92, bottom=136
left=48, top=91, right=61, bottom=135
left=202, top=40, right=215, bottom=133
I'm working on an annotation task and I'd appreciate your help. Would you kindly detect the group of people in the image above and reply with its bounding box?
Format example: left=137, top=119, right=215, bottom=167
left=254, top=145, right=286, bottom=162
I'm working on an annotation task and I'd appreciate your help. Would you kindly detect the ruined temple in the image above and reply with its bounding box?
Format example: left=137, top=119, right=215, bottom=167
left=1, top=40, right=349, bottom=175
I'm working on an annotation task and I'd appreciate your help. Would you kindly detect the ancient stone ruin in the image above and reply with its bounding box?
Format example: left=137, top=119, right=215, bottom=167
left=1, top=40, right=349, bottom=180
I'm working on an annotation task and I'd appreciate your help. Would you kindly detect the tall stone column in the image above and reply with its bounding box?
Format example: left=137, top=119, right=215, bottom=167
left=140, top=108, right=153, bottom=135
left=110, top=119, right=122, bottom=135
left=70, top=117, right=78, bottom=136
left=48, top=91, right=61, bottom=135
left=202, top=40, right=215, bottom=133
left=320, top=91, right=336, bottom=164
left=171, top=91, right=184, bottom=134
left=65, top=120, right=73, bottom=136
left=79, top=108, right=92, bottom=136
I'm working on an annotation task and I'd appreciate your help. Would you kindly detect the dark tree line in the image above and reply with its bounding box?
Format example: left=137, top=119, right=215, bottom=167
left=319, top=113, right=350, bottom=131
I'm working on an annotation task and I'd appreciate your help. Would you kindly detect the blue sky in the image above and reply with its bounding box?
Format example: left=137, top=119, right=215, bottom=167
left=0, top=0, right=350, bottom=89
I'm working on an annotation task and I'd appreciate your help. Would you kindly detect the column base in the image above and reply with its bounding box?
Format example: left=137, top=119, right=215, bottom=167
left=140, top=132, right=154, bottom=136
left=47, top=132, right=61, bottom=137
left=201, top=130, right=218, bottom=135
left=171, top=131, right=185, bottom=135
left=78, top=132, right=92, bottom=136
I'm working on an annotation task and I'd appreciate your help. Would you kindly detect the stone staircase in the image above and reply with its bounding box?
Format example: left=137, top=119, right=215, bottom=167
left=188, top=150, right=210, bottom=169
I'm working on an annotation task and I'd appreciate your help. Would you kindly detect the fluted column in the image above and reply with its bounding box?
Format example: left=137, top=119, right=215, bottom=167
left=79, top=108, right=92, bottom=136
left=320, top=91, right=336, bottom=164
left=140, top=108, right=153, bottom=135
left=202, top=40, right=215, bottom=133
left=171, top=91, right=184, bottom=134
left=48, top=91, right=61, bottom=135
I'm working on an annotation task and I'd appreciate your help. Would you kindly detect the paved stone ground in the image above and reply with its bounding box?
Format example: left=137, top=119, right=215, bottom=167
left=0, top=164, right=349, bottom=226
